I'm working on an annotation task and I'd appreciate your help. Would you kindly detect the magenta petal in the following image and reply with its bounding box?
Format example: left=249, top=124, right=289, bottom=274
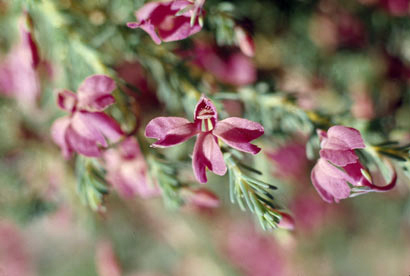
left=160, top=19, right=202, bottom=42
left=119, top=137, right=141, bottom=159
left=145, top=117, right=198, bottom=147
left=319, top=149, right=359, bottom=167
left=65, top=125, right=101, bottom=157
left=192, top=132, right=227, bottom=183
left=135, top=2, right=161, bottom=21
left=343, top=160, right=371, bottom=186
left=311, top=159, right=353, bottom=203
left=224, top=53, right=257, bottom=86
left=51, top=116, right=72, bottom=159
left=104, top=138, right=160, bottom=199
left=80, top=112, right=124, bottom=143
left=127, top=20, right=162, bottom=45
left=323, top=125, right=365, bottom=151
left=71, top=112, right=107, bottom=147
left=213, top=117, right=264, bottom=154
left=57, top=90, right=78, bottom=112
left=77, top=74, right=116, bottom=111
left=171, top=0, right=193, bottom=11
left=139, top=21, right=162, bottom=45
left=127, top=22, right=141, bottom=28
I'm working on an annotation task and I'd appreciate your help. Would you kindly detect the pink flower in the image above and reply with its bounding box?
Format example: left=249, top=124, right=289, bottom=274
left=223, top=223, right=287, bottom=276
left=145, top=96, right=264, bottom=183
left=0, top=16, right=41, bottom=107
left=311, top=126, right=396, bottom=203
left=0, top=220, right=35, bottom=276
left=188, top=42, right=257, bottom=86
left=104, top=137, right=160, bottom=198
left=51, top=75, right=124, bottom=159
left=127, top=0, right=204, bottom=44
left=95, top=240, right=122, bottom=276
left=266, top=141, right=309, bottom=181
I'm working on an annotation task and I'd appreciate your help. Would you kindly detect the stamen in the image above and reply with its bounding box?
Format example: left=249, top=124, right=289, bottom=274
left=207, top=118, right=213, bottom=131
left=201, top=119, right=206, bottom=132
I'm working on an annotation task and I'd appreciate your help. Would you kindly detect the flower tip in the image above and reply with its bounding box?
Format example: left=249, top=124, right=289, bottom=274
left=188, top=188, right=220, bottom=208
left=127, top=22, right=140, bottom=29
left=251, top=146, right=262, bottom=155
left=278, top=212, right=295, bottom=230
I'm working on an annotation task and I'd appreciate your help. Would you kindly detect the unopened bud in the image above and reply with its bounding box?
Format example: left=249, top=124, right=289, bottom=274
left=235, top=26, right=255, bottom=57
left=189, top=188, right=220, bottom=208
left=277, top=212, right=295, bottom=230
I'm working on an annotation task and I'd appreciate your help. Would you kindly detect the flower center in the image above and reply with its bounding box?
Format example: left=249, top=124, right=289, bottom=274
left=197, top=106, right=216, bottom=132
left=201, top=118, right=214, bottom=132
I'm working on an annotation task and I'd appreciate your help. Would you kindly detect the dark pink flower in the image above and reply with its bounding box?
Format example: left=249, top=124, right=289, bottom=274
left=104, top=137, right=160, bottom=198
left=311, top=125, right=396, bottom=203
left=0, top=16, right=41, bottom=107
left=380, top=0, right=410, bottom=16
left=188, top=42, right=257, bottom=86
left=127, top=0, right=204, bottom=44
left=145, top=96, right=264, bottom=183
left=51, top=75, right=123, bottom=159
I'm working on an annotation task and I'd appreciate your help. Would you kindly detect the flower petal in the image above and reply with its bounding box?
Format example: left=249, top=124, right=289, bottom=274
left=192, top=132, right=226, bottom=183
left=135, top=2, right=161, bottom=21
left=323, top=125, right=365, bottom=151
left=51, top=116, right=72, bottom=159
left=145, top=117, right=197, bottom=147
left=159, top=18, right=202, bottom=42
left=77, top=75, right=116, bottom=111
left=71, top=112, right=107, bottom=147
left=57, top=90, right=78, bottom=112
left=80, top=112, right=124, bottom=143
left=311, top=158, right=353, bottom=203
left=319, top=149, right=359, bottom=167
left=213, top=117, right=264, bottom=154
left=127, top=20, right=162, bottom=45
left=104, top=138, right=160, bottom=199
left=65, top=125, right=101, bottom=157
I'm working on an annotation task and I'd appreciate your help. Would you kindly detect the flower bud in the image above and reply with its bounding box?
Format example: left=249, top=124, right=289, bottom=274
left=187, top=188, right=220, bottom=208
left=235, top=26, right=255, bottom=57
left=277, top=212, right=295, bottom=230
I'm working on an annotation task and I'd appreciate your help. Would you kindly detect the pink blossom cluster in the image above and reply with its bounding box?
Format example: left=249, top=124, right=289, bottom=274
left=51, top=75, right=158, bottom=199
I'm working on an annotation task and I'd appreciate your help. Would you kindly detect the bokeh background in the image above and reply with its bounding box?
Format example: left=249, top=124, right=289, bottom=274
left=1, top=0, right=410, bottom=275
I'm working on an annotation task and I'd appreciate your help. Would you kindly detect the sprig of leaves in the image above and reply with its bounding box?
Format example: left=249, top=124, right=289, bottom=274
left=208, top=2, right=236, bottom=46
left=224, top=152, right=282, bottom=230
left=215, top=88, right=314, bottom=139
left=147, top=154, right=184, bottom=209
left=76, top=156, right=108, bottom=212
left=372, top=141, right=410, bottom=179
